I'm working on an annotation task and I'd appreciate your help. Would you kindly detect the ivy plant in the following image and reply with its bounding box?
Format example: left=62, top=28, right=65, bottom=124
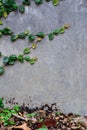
left=0, top=24, right=69, bottom=43
left=0, top=46, right=38, bottom=75
left=0, top=0, right=60, bottom=20
left=0, top=103, right=20, bottom=126
left=0, top=0, right=70, bottom=77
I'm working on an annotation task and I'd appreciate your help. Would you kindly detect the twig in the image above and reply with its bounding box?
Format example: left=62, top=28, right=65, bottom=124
left=12, top=114, right=28, bottom=121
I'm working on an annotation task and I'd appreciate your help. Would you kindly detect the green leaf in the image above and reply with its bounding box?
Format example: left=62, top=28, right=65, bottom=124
left=0, top=98, right=3, bottom=104
left=11, top=35, right=18, bottom=42
left=37, top=128, right=48, bottom=130
left=56, top=111, right=61, bottom=115
left=24, top=56, right=30, bottom=61
left=3, top=56, right=9, bottom=64
left=19, top=5, right=25, bottom=13
left=0, top=113, right=5, bottom=117
left=29, top=59, right=36, bottom=65
left=0, top=98, right=4, bottom=108
left=14, top=105, right=20, bottom=112
left=17, top=54, right=24, bottom=63
left=59, top=27, right=65, bottom=34
left=27, top=113, right=36, bottom=118
left=4, top=121, right=10, bottom=126
left=8, top=60, right=15, bottom=65
left=0, top=103, right=4, bottom=108
left=34, top=0, right=43, bottom=5
left=3, top=11, right=8, bottom=18
left=0, top=52, right=2, bottom=57
left=32, top=43, right=37, bottom=49
left=40, top=118, right=44, bottom=122
left=4, top=115, right=9, bottom=121
left=9, top=54, right=17, bottom=61
left=28, top=34, right=35, bottom=41
left=18, top=33, right=26, bottom=39
left=13, top=4, right=18, bottom=10
left=48, top=33, right=54, bottom=40
left=24, top=30, right=29, bottom=35
left=23, top=48, right=30, bottom=54
left=2, top=109, right=10, bottom=113
left=52, top=0, right=59, bottom=6
left=22, top=0, right=30, bottom=5
left=36, top=32, right=45, bottom=38
left=7, top=113, right=12, bottom=118
left=1, top=28, right=13, bottom=35
left=0, top=20, right=3, bottom=25
left=4, top=120, right=15, bottom=126
left=9, top=121, right=15, bottom=125
left=10, top=109, right=17, bottom=114
left=53, top=29, right=59, bottom=35
left=7, top=30, right=13, bottom=35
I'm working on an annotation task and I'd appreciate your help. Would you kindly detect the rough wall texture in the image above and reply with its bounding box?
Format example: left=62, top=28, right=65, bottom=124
left=0, top=0, right=87, bottom=115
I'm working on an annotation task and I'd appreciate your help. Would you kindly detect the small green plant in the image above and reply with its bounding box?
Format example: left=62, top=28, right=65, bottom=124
left=0, top=98, right=4, bottom=108
left=37, top=125, right=48, bottom=130
left=26, top=112, right=36, bottom=118
left=0, top=104, right=20, bottom=126
left=56, top=111, right=61, bottom=115
left=37, top=128, right=48, bottom=130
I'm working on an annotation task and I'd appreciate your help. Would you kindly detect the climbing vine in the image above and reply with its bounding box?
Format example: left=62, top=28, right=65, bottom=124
left=0, top=25, right=69, bottom=42
left=0, top=0, right=59, bottom=22
left=0, top=0, right=70, bottom=75
left=0, top=47, right=38, bottom=75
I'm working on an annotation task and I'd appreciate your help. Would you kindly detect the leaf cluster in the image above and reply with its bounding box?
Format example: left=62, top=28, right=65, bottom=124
left=0, top=47, right=37, bottom=75
left=0, top=26, right=68, bottom=42
left=0, top=103, right=20, bottom=126
left=0, top=0, right=59, bottom=20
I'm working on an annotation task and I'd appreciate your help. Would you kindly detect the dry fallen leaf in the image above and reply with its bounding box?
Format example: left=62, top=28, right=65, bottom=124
left=37, top=119, right=56, bottom=128
left=71, top=126, right=81, bottom=129
left=31, top=117, right=37, bottom=123
left=73, top=116, right=87, bottom=127
left=12, top=123, right=31, bottom=130
left=39, top=110, right=46, bottom=114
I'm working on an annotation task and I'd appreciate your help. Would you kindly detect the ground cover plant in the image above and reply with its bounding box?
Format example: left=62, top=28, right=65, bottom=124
left=0, top=98, right=87, bottom=130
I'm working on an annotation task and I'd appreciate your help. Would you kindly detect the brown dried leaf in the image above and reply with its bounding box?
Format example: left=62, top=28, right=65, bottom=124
left=12, top=123, right=31, bottom=130
left=31, top=117, right=37, bottom=123
left=73, top=116, right=87, bottom=127
left=71, top=126, right=81, bottom=130
left=39, top=110, right=46, bottom=114
left=37, top=119, right=56, bottom=128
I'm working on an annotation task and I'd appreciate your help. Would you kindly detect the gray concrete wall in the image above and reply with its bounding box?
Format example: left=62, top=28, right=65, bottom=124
left=0, top=0, right=87, bottom=115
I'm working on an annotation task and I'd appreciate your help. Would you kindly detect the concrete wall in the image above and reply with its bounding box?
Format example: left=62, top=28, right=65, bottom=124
left=0, top=0, right=87, bottom=115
